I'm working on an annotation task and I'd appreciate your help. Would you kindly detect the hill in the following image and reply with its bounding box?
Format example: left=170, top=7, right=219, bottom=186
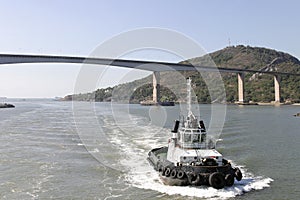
left=64, top=45, right=300, bottom=103
left=187, top=45, right=300, bottom=103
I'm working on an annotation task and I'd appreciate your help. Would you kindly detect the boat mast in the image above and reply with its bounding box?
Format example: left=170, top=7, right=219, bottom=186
left=187, top=77, right=192, bottom=117
left=186, top=78, right=197, bottom=128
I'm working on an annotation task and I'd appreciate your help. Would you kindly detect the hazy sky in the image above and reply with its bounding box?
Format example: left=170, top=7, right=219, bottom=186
left=0, top=0, right=300, bottom=98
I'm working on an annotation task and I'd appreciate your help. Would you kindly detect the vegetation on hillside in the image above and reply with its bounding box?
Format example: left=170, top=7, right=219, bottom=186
left=64, top=45, right=300, bottom=103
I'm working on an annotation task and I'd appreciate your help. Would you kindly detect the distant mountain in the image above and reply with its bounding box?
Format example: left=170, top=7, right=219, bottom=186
left=198, top=45, right=300, bottom=71
left=64, top=45, right=300, bottom=103
left=186, top=45, right=300, bottom=103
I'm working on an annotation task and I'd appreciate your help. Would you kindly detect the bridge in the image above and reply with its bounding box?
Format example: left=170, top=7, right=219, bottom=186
left=1, top=53, right=300, bottom=103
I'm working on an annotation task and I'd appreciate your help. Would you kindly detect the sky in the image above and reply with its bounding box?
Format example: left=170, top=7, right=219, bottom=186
left=0, top=0, right=300, bottom=98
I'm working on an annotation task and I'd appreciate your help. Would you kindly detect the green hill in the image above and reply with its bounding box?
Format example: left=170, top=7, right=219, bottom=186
left=187, top=45, right=300, bottom=103
left=65, top=45, right=300, bottom=103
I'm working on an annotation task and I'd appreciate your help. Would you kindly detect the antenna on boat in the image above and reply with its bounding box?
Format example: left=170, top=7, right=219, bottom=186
left=187, top=77, right=192, bottom=117
left=186, top=77, right=197, bottom=128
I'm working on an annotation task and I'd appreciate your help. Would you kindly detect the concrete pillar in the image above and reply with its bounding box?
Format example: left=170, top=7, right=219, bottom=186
left=237, top=73, right=245, bottom=102
left=274, top=75, right=280, bottom=103
left=153, top=71, right=160, bottom=103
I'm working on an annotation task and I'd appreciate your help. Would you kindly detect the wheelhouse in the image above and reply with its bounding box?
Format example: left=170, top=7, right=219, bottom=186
left=177, top=128, right=207, bottom=149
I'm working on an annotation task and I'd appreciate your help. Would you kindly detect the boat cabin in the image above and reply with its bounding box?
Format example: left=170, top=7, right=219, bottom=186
left=177, top=128, right=207, bottom=149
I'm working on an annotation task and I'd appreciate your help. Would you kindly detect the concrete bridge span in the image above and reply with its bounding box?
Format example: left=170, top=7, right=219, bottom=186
left=1, top=54, right=299, bottom=103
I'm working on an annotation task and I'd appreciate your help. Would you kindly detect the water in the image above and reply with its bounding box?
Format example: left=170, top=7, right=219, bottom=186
left=0, top=100, right=299, bottom=199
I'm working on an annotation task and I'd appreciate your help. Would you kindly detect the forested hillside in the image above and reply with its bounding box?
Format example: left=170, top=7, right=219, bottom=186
left=64, top=45, right=300, bottom=103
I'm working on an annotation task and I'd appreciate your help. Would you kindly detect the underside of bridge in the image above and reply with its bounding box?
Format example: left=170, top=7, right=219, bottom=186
left=0, top=53, right=297, bottom=104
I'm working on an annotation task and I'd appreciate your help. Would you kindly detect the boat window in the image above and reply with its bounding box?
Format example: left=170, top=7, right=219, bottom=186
left=201, top=133, right=206, bottom=142
left=184, top=134, right=191, bottom=142
left=192, top=134, right=200, bottom=143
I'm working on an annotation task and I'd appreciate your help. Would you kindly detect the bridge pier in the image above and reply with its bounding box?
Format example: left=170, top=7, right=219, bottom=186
left=274, top=75, right=280, bottom=103
left=153, top=71, right=160, bottom=103
left=237, top=72, right=245, bottom=103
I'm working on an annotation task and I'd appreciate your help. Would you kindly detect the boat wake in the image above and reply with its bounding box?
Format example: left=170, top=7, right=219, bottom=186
left=126, top=163, right=273, bottom=199
left=102, top=114, right=273, bottom=199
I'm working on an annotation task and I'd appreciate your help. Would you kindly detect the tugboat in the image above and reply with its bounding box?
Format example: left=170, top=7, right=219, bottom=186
left=147, top=78, right=242, bottom=189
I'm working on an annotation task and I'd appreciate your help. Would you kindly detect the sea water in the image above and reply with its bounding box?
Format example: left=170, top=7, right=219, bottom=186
left=0, top=100, right=299, bottom=199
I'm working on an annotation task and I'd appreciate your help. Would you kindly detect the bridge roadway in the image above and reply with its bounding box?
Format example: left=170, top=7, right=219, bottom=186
left=0, top=53, right=299, bottom=75
left=1, top=54, right=299, bottom=103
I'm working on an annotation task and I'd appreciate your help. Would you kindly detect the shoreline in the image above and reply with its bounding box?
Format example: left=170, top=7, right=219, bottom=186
left=59, top=99, right=300, bottom=106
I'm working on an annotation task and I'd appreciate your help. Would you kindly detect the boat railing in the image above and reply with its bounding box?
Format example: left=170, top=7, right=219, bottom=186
left=179, top=142, right=207, bottom=149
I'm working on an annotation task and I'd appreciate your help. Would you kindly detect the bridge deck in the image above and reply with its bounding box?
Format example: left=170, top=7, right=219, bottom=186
left=0, top=54, right=299, bottom=76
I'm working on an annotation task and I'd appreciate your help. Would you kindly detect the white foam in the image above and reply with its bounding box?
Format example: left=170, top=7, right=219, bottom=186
left=104, top=114, right=273, bottom=199
left=90, top=148, right=99, bottom=153
left=125, top=159, right=273, bottom=199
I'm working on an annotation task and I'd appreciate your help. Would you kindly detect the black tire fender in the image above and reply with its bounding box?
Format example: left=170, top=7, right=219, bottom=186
left=170, top=169, right=177, bottom=179
left=209, top=172, right=225, bottom=189
left=225, top=174, right=235, bottom=186
left=177, top=170, right=185, bottom=179
left=164, top=167, right=171, bottom=177
left=235, top=168, right=242, bottom=181
left=188, top=172, right=202, bottom=186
